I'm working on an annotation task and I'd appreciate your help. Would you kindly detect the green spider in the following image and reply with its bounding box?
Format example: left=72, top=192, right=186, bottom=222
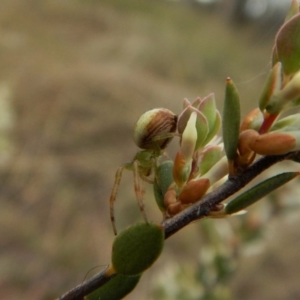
left=109, top=108, right=177, bottom=235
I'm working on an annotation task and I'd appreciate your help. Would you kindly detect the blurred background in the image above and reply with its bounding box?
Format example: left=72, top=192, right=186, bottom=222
left=0, top=0, right=300, bottom=299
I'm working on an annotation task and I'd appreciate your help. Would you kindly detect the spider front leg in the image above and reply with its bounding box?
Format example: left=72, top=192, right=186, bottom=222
left=109, top=164, right=127, bottom=235
left=109, top=160, right=150, bottom=235
left=132, top=160, right=149, bottom=225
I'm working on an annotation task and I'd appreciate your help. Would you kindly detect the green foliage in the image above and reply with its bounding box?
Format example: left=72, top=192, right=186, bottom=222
left=273, top=14, right=300, bottom=76
left=222, top=78, right=241, bottom=164
left=258, top=62, right=282, bottom=112
left=225, top=172, right=299, bottom=215
left=153, top=160, right=174, bottom=213
left=199, top=146, right=222, bottom=176
left=111, top=222, right=164, bottom=275
left=85, top=274, right=141, bottom=300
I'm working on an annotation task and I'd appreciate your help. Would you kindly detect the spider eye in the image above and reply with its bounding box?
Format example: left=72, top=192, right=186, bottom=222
left=133, top=108, right=177, bottom=150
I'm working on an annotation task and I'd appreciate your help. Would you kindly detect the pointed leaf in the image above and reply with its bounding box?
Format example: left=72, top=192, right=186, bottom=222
left=199, top=145, right=223, bottom=175
left=153, top=160, right=174, bottom=212
left=178, top=106, right=209, bottom=150
left=195, top=111, right=209, bottom=149
left=222, top=78, right=241, bottom=161
left=183, top=98, right=191, bottom=109
left=199, top=94, right=221, bottom=145
left=181, top=111, right=198, bottom=160
left=259, top=62, right=282, bottom=111
left=290, top=95, right=300, bottom=108
left=225, top=172, right=299, bottom=215
left=203, top=111, right=221, bottom=146
left=271, top=114, right=300, bottom=132
left=199, top=93, right=217, bottom=131
left=178, top=106, right=208, bottom=136
left=191, top=97, right=202, bottom=108
left=272, top=13, right=300, bottom=75
left=267, top=71, right=300, bottom=114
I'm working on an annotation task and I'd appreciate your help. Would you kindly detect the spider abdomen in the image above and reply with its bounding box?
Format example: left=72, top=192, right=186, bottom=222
left=133, top=108, right=177, bottom=150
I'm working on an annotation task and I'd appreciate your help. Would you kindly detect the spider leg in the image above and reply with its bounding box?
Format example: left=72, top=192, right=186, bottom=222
left=133, top=160, right=149, bottom=224
left=109, top=164, right=126, bottom=235
left=140, top=174, right=154, bottom=184
left=152, top=132, right=180, bottom=142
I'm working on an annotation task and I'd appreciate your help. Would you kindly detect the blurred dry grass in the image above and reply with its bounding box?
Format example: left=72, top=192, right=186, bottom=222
left=0, top=0, right=299, bottom=299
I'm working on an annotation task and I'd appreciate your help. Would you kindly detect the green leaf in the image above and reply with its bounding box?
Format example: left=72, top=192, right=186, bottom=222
left=266, top=71, right=300, bottom=114
left=112, top=222, right=164, bottom=275
left=199, top=94, right=221, bottom=145
left=271, top=114, right=300, bottom=132
left=289, top=95, right=300, bottom=108
left=272, top=13, right=300, bottom=75
left=203, top=112, right=221, bottom=147
left=222, top=78, right=241, bottom=161
left=85, top=273, right=141, bottom=300
left=194, top=110, right=209, bottom=150
left=225, top=172, right=299, bottom=215
left=178, top=106, right=209, bottom=150
left=153, top=160, right=174, bottom=212
left=259, top=62, right=282, bottom=112
left=199, top=146, right=222, bottom=176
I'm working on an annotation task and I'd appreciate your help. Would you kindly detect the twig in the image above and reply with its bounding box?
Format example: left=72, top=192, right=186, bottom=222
left=58, top=151, right=300, bottom=300
left=164, top=152, right=299, bottom=238
left=58, top=266, right=113, bottom=300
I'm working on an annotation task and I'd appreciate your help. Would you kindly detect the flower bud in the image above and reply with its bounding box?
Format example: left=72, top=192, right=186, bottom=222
left=178, top=178, right=210, bottom=204
left=181, top=111, right=198, bottom=160
left=239, top=129, right=300, bottom=156
left=173, top=150, right=191, bottom=188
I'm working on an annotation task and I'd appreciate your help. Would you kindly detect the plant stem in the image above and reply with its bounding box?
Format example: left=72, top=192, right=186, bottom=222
left=58, top=267, right=113, bottom=300
left=164, top=152, right=298, bottom=238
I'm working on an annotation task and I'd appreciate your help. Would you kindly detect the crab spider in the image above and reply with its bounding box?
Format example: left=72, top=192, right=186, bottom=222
left=109, top=108, right=178, bottom=235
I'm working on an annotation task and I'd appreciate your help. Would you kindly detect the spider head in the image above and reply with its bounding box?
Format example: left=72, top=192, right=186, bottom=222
left=133, top=149, right=157, bottom=178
